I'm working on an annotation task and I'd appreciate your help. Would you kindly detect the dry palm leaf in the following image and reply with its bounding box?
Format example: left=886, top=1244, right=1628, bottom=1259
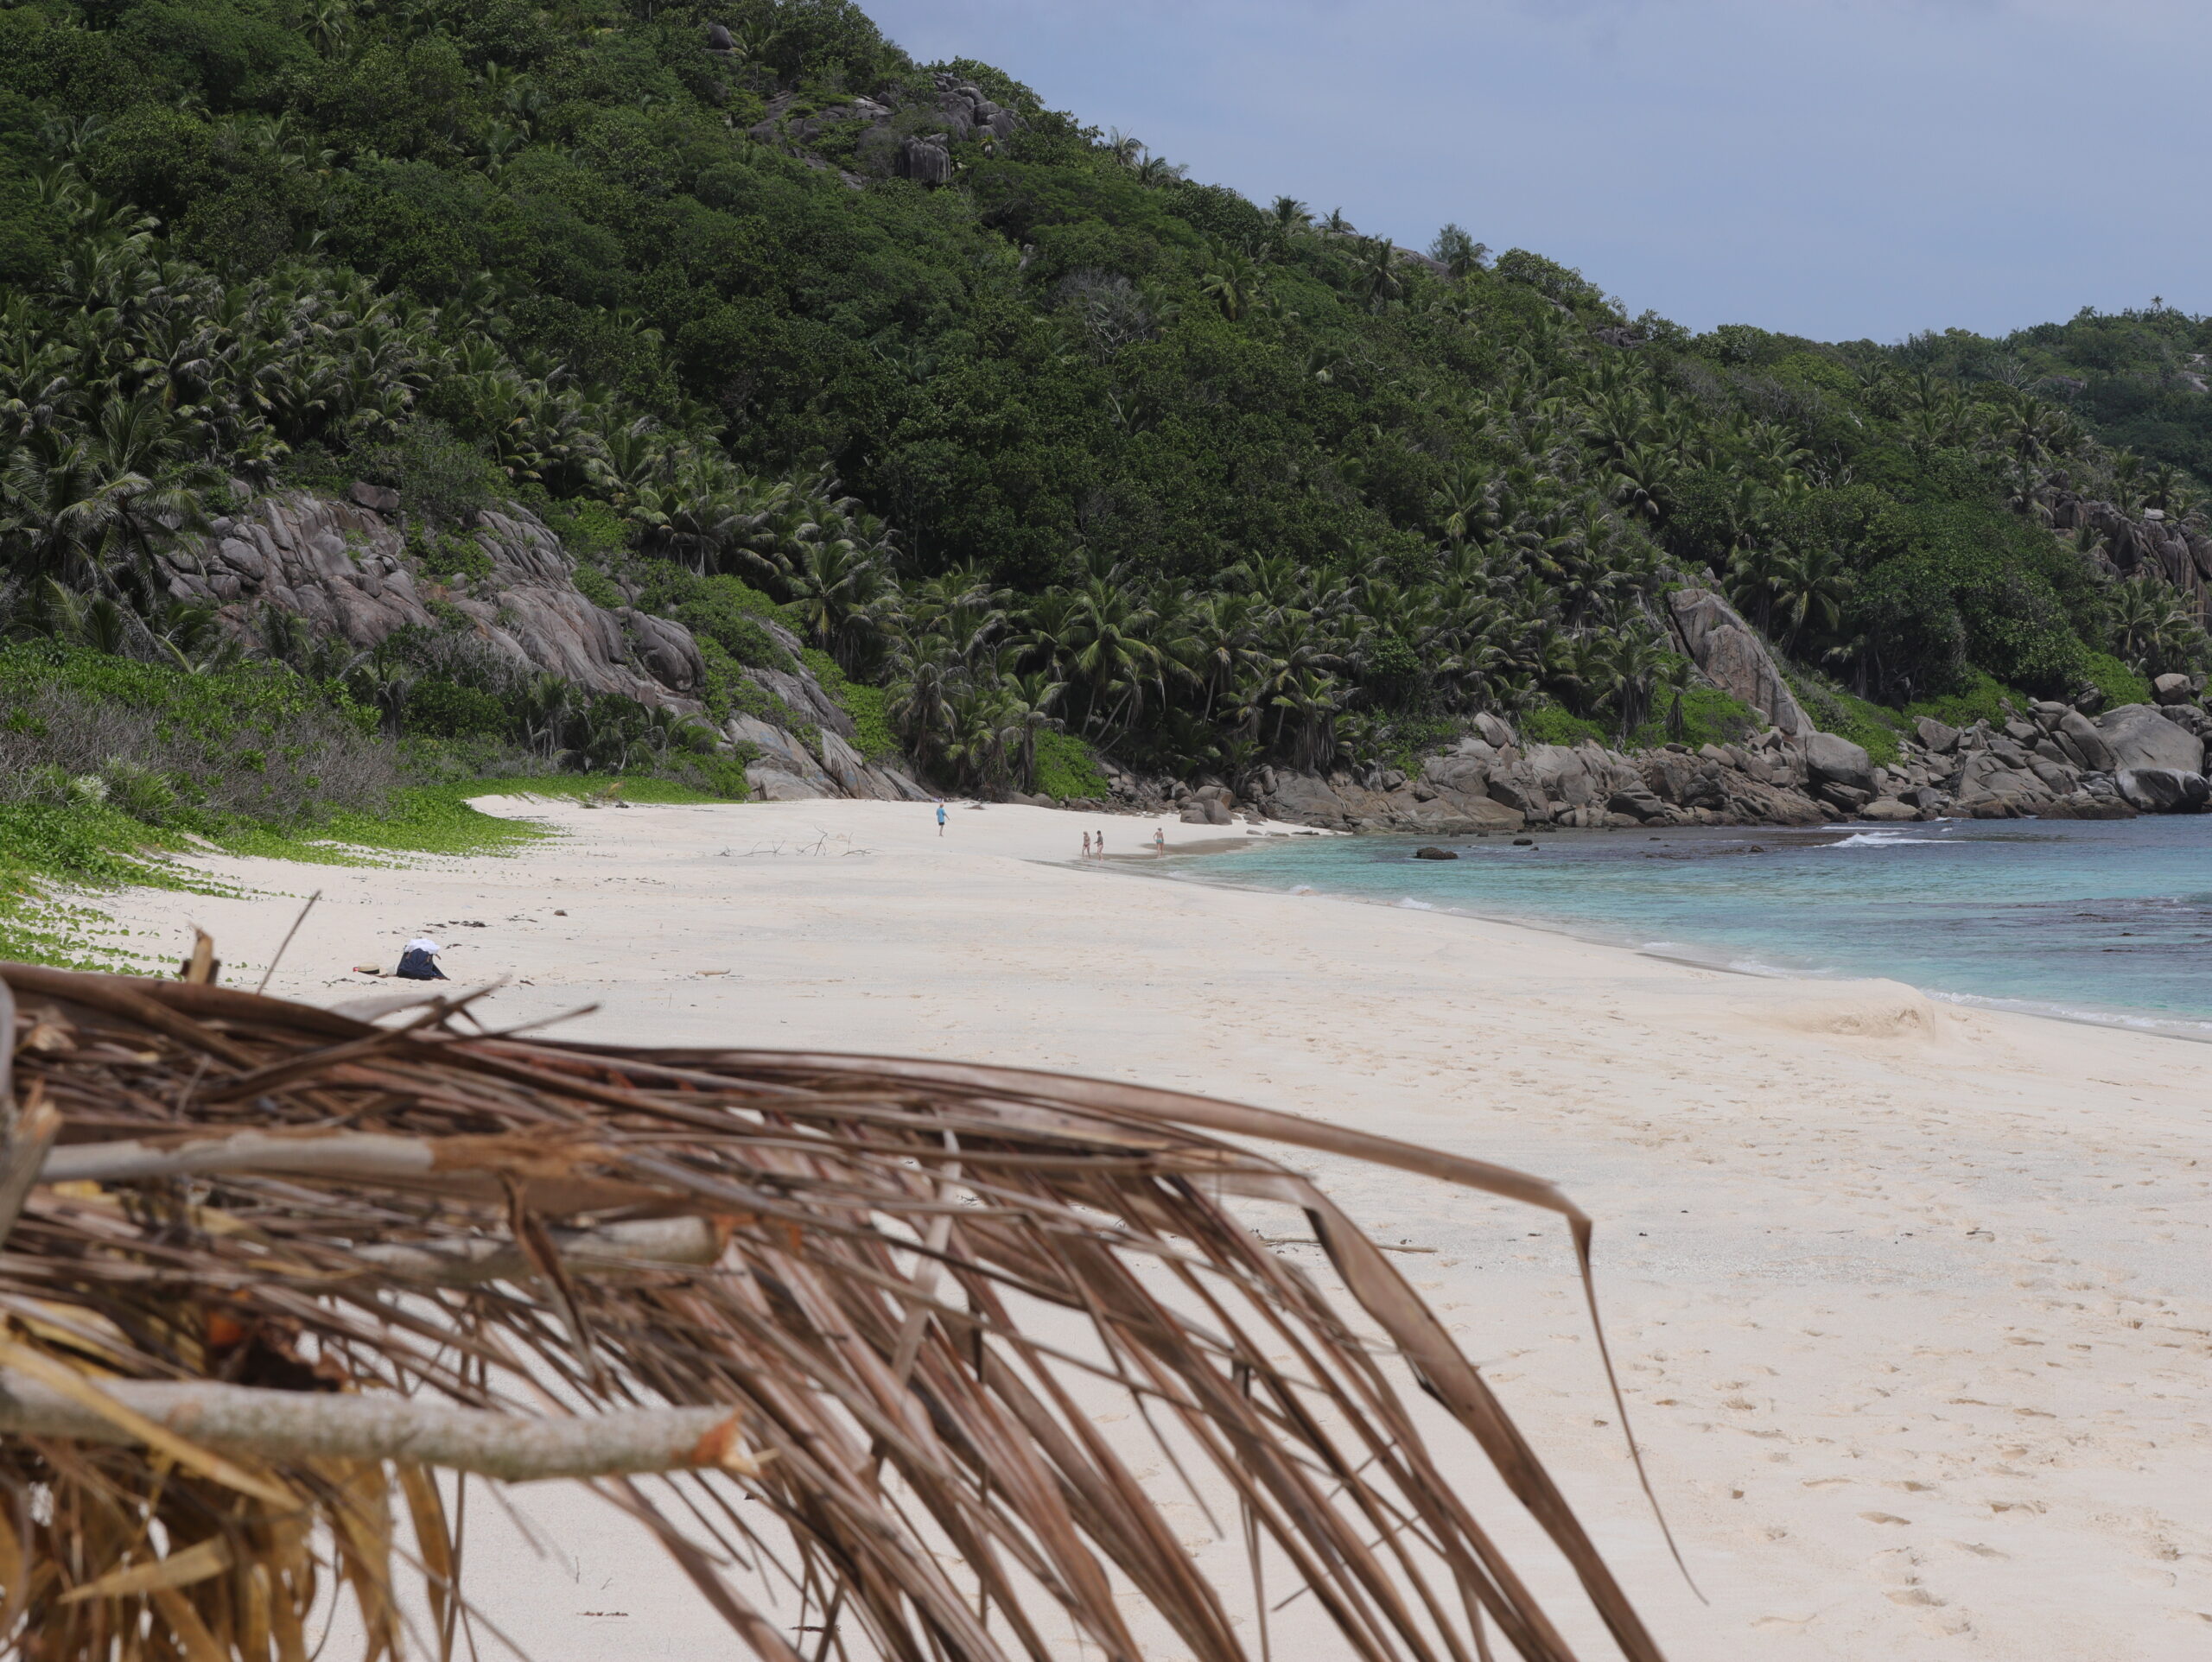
left=0, top=961, right=1669, bottom=1661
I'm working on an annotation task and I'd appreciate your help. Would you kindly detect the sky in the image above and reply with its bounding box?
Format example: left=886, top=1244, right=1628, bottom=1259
left=859, top=1, right=2204, bottom=343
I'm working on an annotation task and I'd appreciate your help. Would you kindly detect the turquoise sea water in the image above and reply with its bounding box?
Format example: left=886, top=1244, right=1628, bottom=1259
left=1167, top=817, right=2212, bottom=1035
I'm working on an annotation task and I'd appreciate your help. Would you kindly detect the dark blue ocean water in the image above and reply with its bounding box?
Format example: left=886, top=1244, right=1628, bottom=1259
left=1169, top=817, right=2212, bottom=1035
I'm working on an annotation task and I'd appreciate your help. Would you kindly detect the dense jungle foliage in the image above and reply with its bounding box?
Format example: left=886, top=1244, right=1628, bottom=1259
left=2, top=0, right=2209, bottom=810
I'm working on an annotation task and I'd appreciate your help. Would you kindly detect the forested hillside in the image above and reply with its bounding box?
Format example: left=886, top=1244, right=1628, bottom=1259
left=3, top=0, right=2208, bottom=815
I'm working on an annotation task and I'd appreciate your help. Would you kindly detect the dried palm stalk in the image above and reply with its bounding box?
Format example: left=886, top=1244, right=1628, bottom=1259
left=0, top=962, right=1668, bottom=1662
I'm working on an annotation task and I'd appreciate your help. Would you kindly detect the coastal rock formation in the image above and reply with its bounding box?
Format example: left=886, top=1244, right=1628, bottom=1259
left=1235, top=688, right=2212, bottom=832
left=1668, top=588, right=1815, bottom=737
left=2117, top=766, right=2210, bottom=814
left=159, top=490, right=930, bottom=807
left=163, top=492, right=700, bottom=709
left=2094, top=703, right=2204, bottom=773
left=1242, top=726, right=1839, bottom=832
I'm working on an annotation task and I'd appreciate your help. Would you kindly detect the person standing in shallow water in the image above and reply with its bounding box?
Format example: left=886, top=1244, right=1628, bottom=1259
left=1082, top=831, right=1093, bottom=859
left=935, top=800, right=946, bottom=836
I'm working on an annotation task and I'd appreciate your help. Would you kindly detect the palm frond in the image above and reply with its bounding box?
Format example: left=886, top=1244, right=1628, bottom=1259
left=0, top=962, right=1667, bottom=1661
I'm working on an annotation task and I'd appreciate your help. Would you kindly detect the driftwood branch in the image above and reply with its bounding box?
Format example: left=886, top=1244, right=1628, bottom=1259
left=42, top=1129, right=436, bottom=1187
left=0, top=1372, right=759, bottom=1482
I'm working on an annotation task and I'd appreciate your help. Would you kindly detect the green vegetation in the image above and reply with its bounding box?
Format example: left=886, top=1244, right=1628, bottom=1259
left=1033, top=730, right=1110, bottom=801
left=1521, top=685, right=1761, bottom=755
left=802, top=648, right=896, bottom=759
left=2079, top=651, right=2153, bottom=711
left=2, top=0, right=2209, bottom=851
left=1518, top=704, right=1609, bottom=748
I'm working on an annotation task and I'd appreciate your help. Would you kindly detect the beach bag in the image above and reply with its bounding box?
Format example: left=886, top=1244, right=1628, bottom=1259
left=395, top=947, right=446, bottom=981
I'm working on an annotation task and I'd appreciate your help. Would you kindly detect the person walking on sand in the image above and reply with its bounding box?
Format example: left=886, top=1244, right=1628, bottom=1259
left=1082, top=831, right=1093, bottom=860
left=936, top=799, right=946, bottom=837
left=1095, top=828, right=1105, bottom=859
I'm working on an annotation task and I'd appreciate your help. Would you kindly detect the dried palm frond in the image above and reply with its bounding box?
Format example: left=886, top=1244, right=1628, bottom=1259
left=0, top=961, right=1668, bottom=1662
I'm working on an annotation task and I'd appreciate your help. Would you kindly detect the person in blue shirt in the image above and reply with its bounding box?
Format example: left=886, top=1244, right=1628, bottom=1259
left=935, top=800, right=946, bottom=836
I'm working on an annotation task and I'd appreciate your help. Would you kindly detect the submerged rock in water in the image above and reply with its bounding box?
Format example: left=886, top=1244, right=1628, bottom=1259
left=2036, top=792, right=2138, bottom=820
left=1413, top=846, right=1459, bottom=860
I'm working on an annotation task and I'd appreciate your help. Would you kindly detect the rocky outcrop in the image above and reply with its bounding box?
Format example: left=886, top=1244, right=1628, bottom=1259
left=1239, top=687, right=2212, bottom=831
left=164, top=492, right=701, bottom=708
left=2117, top=767, right=2210, bottom=814
left=1243, top=726, right=1836, bottom=832
left=1668, top=589, right=1815, bottom=737
left=2094, top=703, right=2204, bottom=773
left=2049, top=492, right=2212, bottom=619
left=754, top=71, right=1025, bottom=188
left=159, top=489, right=931, bottom=806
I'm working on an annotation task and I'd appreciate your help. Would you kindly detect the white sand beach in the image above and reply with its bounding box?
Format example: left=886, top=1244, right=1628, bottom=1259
left=81, top=795, right=2212, bottom=1659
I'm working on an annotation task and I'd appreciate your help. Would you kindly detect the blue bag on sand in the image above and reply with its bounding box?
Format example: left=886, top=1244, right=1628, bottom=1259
left=395, top=937, right=448, bottom=980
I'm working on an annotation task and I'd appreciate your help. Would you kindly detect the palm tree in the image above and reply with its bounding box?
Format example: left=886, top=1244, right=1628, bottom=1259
left=1598, top=631, right=1667, bottom=741
left=1427, top=223, right=1488, bottom=279
left=776, top=538, right=890, bottom=669
left=1659, top=654, right=1696, bottom=741
left=1349, top=238, right=1403, bottom=312
left=1060, top=575, right=1162, bottom=737
left=1433, top=460, right=1497, bottom=549
left=1268, top=667, right=1343, bottom=770
left=995, top=669, right=1065, bottom=792
left=1199, top=251, right=1265, bottom=322
left=1768, top=543, right=1852, bottom=653
left=2107, top=576, right=2196, bottom=673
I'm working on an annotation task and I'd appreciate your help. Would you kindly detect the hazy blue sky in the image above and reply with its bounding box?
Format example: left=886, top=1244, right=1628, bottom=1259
left=861, top=1, right=2199, bottom=343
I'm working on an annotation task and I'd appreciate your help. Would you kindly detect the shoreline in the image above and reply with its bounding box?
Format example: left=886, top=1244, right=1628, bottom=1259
left=50, top=795, right=2212, bottom=1660
left=1148, top=818, right=2212, bottom=1048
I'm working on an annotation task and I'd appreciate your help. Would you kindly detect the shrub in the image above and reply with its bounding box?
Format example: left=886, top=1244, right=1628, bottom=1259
left=1518, top=703, right=1607, bottom=747
left=800, top=647, right=898, bottom=759
left=411, top=526, right=494, bottom=583
left=571, top=562, right=626, bottom=611
left=0, top=643, right=394, bottom=828
left=359, top=421, right=506, bottom=528
left=1784, top=667, right=1907, bottom=766
left=1033, top=730, right=1109, bottom=800
left=538, top=498, right=634, bottom=560
left=2080, top=650, right=2153, bottom=709
left=1902, top=668, right=2018, bottom=732
left=406, top=678, right=509, bottom=738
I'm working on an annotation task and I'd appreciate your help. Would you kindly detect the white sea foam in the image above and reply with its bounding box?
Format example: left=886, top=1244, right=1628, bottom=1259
left=1395, top=898, right=1436, bottom=910
left=1828, top=829, right=1950, bottom=848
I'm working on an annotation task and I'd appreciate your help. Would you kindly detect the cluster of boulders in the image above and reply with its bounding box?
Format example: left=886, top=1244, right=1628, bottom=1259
left=158, top=489, right=931, bottom=804
left=892, top=77, right=1024, bottom=185
left=742, top=71, right=1024, bottom=190
left=2050, top=489, right=2212, bottom=602
left=1065, top=691, right=2212, bottom=834
left=1900, top=698, right=2206, bottom=817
